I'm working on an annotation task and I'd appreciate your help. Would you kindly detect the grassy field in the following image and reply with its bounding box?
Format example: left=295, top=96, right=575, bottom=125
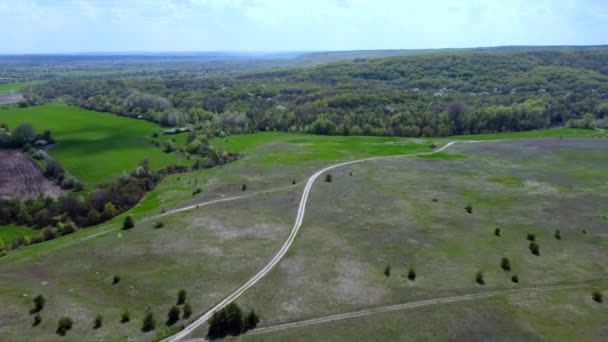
left=0, top=225, right=39, bottom=245
left=0, top=105, right=186, bottom=185
left=216, top=138, right=608, bottom=341
left=0, top=81, right=46, bottom=94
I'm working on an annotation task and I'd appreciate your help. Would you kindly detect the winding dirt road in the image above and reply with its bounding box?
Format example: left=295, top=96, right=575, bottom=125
left=164, top=141, right=464, bottom=341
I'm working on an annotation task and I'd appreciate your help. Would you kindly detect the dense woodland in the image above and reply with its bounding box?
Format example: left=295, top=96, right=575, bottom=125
left=26, top=49, right=608, bottom=137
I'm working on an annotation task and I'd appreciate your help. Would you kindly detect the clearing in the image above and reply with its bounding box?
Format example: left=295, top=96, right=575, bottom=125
left=0, top=150, right=64, bottom=200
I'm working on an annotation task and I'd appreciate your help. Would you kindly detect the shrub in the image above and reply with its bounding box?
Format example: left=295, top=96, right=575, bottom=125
left=476, top=271, right=485, bottom=285
left=192, top=187, right=202, bottom=196
left=112, top=275, right=120, bottom=285
left=384, top=264, right=391, bottom=277
left=430, top=143, right=437, bottom=149
left=494, top=227, right=501, bottom=237
left=241, top=184, right=247, bottom=191
left=511, top=274, right=519, bottom=283
left=122, top=215, right=134, bottom=230
left=529, top=242, right=540, bottom=256
left=183, top=302, right=192, bottom=319
left=554, top=229, right=561, bottom=240
left=154, top=221, right=164, bottom=229
left=500, top=257, right=511, bottom=271
left=325, top=174, right=332, bottom=182
left=32, top=294, right=46, bottom=313
left=33, top=314, right=41, bottom=326
left=120, top=309, right=130, bottom=323
left=407, top=267, right=416, bottom=281
left=167, top=306, right=180, bottom=326
left=56, top=316, right=73, bottom=336
left=527, top=233, right=536, bottom=241
left=177, top=289, right=187, bottom=305
left=142, top=308, right=156, bottom=332
left=244, top=310, right=260, bottom=331
left=207, top=303, right=244, bottom=339
left=465, top=204, right=472, bottom=214
left=592, top=291, right=603, bottom=303
left=292, top=179, right=296, bottom=185
left=93, top=314, right=103, bottom=329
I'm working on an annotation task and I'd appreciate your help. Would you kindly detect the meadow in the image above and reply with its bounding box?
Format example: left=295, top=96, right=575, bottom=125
left=0, top=81, right=46, bottom=94
left=0, top=105, right=187, bottom=185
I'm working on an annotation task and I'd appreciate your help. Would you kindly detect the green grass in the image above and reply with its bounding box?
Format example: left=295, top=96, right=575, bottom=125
left=0, top=225, right=39, bottom=245
left=451, top=127, right=607, bottom=140
left=0, top=81, right=46, bottom=94
left=0, top=105, right=186, bottom=185
left=418, top=152, right=467, bottom=160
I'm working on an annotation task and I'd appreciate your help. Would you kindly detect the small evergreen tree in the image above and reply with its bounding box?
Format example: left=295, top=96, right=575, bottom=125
left=93, top=314, right=103, bottom=329
left=407, top=267, right=416, bottom=281
left=56, top=316, right=73, bottom=336
left=32, top=294, right=46, bottom=313
left=494, top=227, right=501, bottom=237
left=120, top=309, right=130, bottom=323
left=241, top=184, right=247, bottom=191
left=384, top=264, right=391, bottom=277
left=529, top=242, right=540, bottom=256
left=592, top=291, right=603, bottom=303
left=554, top=229, right=561, bottom=240
left=33, top=314, right=41, bottom=326
left=245, top=310, right=260, bottom=331
left=476, top=271, right=485, bottom=285
left=500, top=257, right=511, bottom=271
left=142, top=308, right=156, bottom=332
left=325, top=174, right=332, bottom=182
left=122, top=216, right=134, bottom=230
left=167, top=306, right=180, bottom=326
left=511, top=274, right=519, bottom=283
left=183, top=302, right=192, bottom=319
left=527, top=233, right=536, bottom=241
left=112, top=275, right=120, bottom=285
left=177, top=289, right=187, bottom=305
left=465, top=204, right=473, bottom=214
left=292, top=179, right=296, bottom=185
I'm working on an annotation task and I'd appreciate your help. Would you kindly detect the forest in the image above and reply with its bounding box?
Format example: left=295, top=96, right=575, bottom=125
left=24, top=48, right=608, bottom=137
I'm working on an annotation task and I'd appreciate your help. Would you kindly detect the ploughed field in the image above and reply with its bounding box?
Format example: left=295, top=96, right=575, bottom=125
left=0, top=150, right=64, bottom=200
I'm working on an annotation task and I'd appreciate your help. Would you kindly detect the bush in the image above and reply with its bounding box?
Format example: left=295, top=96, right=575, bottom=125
left=430, top=143, right=437, bottom=149
left=154, top=221, right=164, bottom=229
left=192, top=187, right=202, bottom=196
left=122, top=215, right=134, bottom=230
left=207, top=303, right=244, bottom=339
left=292, top=179, right=296, bottom=185
left=142, top=308, right=156, bottom=332
left=167, top=306, right=180, bottom=326
left=384, top=264, right=391, bottom=277
left=527, top=233, right=536, bottom=241
left=500, top=257, right=511, bottom=271
left=476, top=271, right=485, bottom=285
left=511, top=274, right=519, bottom=283
left=325, top=174, right=332, bottom=182
left=407, top=267, right=416, bottom=281
left=465, top=204, right=472, bottom=214
left=93, top=314, right=103, bottom=329
left=112, top=275, right=120, bottom=285
left=177, top=289, right=187, bottom=305
left=494, top=227, right=501, bottom=237
left=529, top=242, right=540, bottom=256
left=244, top=310, right=260, bottom=331
left=33, top=314, right=41, bottom=326
left=56, top=316, right=73, bottom=336
left=554, top=229, right=561, bottom=240
left=183, top=302, right=192, bottom=319
left=120, top=309, right=130, bottom=323
left=241, top=184, right=247, bottom=191
left=32, top=294, right=46, bottom=314
left=592, top=291, right=603, bottom=303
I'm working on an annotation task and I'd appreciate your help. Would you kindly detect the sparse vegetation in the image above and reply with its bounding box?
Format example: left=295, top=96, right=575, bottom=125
left=93, top=314, right=103, bottom=329
left=120, top=309, right=130, bottom=323
left=183, top=302, right=192, bottom=319
left=33, top=314, right=41, bottom=326
left=56, top=316, right=73, bottom=336
left=177, top=289, right=187, bottom=305
left=142, top=308, right=156, bottom=332
left=167, top=306, right=180, bottom=326
left=32, top=294, right=46, bottom=314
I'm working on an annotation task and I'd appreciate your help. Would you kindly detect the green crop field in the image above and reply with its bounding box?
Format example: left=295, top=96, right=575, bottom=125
left=0, top=105, right=186, bottom=185
left=0, top=81, right=46, bottom=94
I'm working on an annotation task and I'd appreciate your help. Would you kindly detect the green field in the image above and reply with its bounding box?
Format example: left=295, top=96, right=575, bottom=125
left=0, top=81, right=46, bottom=94
left=0, top=105, right=186, bottom=185
left=0, top=225, right=39, bottom=245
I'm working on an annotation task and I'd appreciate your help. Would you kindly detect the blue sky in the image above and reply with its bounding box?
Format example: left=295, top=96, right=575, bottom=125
left=0, top=0, right=607, bottom=53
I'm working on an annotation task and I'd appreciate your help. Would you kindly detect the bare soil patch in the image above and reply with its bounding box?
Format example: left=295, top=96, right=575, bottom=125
left=0, top=150, right=64, bottom=200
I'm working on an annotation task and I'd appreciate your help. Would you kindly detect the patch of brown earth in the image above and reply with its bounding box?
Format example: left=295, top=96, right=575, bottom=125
left=0, top=150, right=64, bottom=200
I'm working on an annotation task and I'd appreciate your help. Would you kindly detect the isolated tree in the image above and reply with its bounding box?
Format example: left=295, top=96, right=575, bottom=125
left=183, top=302, right=192, bottom=319
left=465, top=204, right=473, bottom=214
left=511, top=274, right=519, bottom=283
left=325, top=174, right=332, bottom=182
left=384, top=264, right=391, bottom=277
left=112, top=275, right=120, bottom=285
left=56, top=316, right=73, bottom=336
left=592, top=291, right=603, bottom=303
left=245, top=309, right=260, bottom=331
left=120, top=309, right=130, bottom=323
left=554, top=229, right=561, bottom=240
left=167, top=306, right=180, bottom=326
left=500, top=257, right=511, bottom=271
left=33, top=314, right=41, bottom=326
left=527, top=233, right=536, bottom=242
left=529, top=242, right=540, bottom=256
left=407, top=267, right=416, bottom=281
left=476, top=271, right=485, bottom=285
left=494, top=227, right=501, bottom=237
left=142, top=308, right=156, bottom=332
left=32, top=294, right=46, bottom=313
left=292, top=179, right=296, bottom=185
left=241, top=184, right=247, bottom=191
left=122, top=215, right=134, bottom=230
left=177, top=289, right=187, bottom=305
left=93, top=314, right=103, bottom=329
left=102, top=202, right=117, bottom=220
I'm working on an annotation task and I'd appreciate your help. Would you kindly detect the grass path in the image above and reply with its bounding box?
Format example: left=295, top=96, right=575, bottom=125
left=164, top=141, right=472, bottom=341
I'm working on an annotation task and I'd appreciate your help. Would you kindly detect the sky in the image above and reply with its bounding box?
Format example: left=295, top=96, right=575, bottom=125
left=0, top=0, right=607, bottom=53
